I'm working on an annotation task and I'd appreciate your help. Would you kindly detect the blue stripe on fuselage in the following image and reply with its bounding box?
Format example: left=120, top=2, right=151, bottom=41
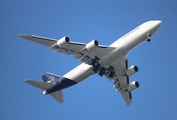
left=46, top=77, right=77, bottom=94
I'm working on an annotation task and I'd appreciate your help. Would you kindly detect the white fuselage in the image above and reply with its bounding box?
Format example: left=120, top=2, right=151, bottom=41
left=63, top=20, right=161, bottom=83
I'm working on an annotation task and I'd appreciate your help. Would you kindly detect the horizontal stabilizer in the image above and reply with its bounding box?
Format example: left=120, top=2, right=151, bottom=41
left=25, top=79, right=54, bottom=90
left=25, top=79, right=64, bottom=103
left=50, top=90, right=64, bottom=103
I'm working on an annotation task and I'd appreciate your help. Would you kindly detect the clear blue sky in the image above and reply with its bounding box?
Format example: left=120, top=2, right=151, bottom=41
left=1, top=0, right=177, bottom=119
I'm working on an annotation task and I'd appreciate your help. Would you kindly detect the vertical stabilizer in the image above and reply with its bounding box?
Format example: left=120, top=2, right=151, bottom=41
left=42, top=72, right=61, bottom=84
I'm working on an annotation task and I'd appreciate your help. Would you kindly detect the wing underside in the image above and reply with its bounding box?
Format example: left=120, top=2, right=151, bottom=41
left=18, top=35, right=115, bottom=65
left=120, top=91, right=132, bottom=106
left=106, top=56, right=134, bottom=106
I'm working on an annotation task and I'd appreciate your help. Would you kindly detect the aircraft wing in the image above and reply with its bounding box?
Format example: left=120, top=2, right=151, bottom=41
left=106, top=56, right=133, bottom=106
left=18, top=35, right=115, bottom=65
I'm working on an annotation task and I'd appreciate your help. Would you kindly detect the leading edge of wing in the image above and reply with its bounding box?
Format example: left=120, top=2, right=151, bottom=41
left=18, top=34, right=57, bottom=46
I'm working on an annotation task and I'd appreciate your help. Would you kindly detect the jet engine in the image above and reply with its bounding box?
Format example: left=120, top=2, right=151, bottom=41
left=126, top=65, right=138, bottom=76
left=84, top=40, right=99, bottom=50
left=56, top=36, right=70, bottom=47
left=126, top=81, right=139, bottom=92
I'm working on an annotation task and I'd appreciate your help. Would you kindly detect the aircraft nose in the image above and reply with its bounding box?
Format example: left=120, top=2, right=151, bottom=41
left=154, top=20, right=162, bottom=30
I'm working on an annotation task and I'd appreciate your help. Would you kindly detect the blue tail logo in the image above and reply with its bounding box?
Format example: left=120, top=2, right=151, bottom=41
left=42, top=72, right=61, bottom=84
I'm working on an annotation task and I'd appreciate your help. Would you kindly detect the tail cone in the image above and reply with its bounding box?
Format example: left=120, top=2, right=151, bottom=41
left=43, top=91, right=47, bottom=95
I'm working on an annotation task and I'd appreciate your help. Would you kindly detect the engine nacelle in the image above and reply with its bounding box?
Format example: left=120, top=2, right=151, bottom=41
left=127, top=81, right=140, bottom=92
left=56, top=36, right=70, bottom=47
left=84, top=40, right=98, bottom=50
left=126, top=65, right=138, bottom=76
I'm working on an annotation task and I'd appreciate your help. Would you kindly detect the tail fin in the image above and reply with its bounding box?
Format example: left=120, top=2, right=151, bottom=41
left=42, top=72, right=61, bottom=84
left=25, top=79, right=64, bottom=103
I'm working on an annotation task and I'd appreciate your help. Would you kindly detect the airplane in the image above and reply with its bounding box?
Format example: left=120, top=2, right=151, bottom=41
left=18, top=20, right=162, bottom=106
